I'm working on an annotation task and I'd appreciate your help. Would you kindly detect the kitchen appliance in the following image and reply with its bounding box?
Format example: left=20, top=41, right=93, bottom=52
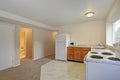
left=85, top=49, right=120, bottom=80
left=55, top=33, right=70, bottom=60
left=69, top=42, right=76, bottom=46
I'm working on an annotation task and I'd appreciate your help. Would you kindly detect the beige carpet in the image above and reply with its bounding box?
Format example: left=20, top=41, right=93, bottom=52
left=0, top=55, right=54, bottom=80
left=41, top=60, right=86, bottom=80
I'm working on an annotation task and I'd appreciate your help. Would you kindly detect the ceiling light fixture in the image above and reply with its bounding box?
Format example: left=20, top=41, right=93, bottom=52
left=85, top=12, right=94, bottom=17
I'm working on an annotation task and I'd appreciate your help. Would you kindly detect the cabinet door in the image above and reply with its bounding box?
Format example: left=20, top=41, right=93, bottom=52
left=67, top=47, right=74, bottom=60
left=74, top=51, right=81, bottom=61
left=74, top=48, right=82, bottom=61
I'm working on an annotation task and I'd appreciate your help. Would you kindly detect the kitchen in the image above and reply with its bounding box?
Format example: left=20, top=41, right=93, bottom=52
left=54, top=0, right=120, bottom=80
left=55, top=33, right=120, bottom=80
left=0, top=0, right=120, bottom=80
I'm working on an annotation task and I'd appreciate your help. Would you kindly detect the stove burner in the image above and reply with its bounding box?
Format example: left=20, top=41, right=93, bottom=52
left=91, top=52, right=98, bottom=54
left=90, top=55, right=103, bottom=59
left=107, top=57, right=120, bottom=61
left=101, top=52, right=113, bottom=55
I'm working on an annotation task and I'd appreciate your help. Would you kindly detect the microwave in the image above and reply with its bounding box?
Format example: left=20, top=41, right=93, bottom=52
left=69, top=42, right=76, bottom=46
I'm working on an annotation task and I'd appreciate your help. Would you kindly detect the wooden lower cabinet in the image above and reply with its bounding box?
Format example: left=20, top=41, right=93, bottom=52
left=67, top=47, right=91, bottom=62
left=67, top=47, right=74, bottom=60
left=74, top=48, right=82, bottom=62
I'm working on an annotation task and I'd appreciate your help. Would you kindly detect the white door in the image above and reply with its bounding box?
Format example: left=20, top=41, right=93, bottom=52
left=0, top=23, right=14, bottom=70
left=55, top=42, right=67, bottom=60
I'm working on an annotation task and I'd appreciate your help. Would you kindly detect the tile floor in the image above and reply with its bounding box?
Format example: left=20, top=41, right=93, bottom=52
left=41, top=60, right=86, bottom=80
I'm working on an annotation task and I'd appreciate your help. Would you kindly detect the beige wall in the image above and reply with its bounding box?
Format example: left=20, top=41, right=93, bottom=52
left=52, top=31, right=58, bottom=54
left=59, top=20, right=106, bottom=46
left=33, top=27, right=55, bottom=60
left=26, top=28, right=33, bottom=59
left=106, top=0, right=120, bottom=23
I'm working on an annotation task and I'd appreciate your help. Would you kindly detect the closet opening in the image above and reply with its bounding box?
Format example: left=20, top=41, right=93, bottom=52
left=20, top=27, right=33, bottom=60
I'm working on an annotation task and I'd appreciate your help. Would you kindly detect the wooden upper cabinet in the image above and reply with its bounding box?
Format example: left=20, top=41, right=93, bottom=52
left=67, top=47, right=91, bottom=62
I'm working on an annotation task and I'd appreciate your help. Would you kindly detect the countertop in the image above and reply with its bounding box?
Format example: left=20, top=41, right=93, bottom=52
left=68, top=45, right=106, bottom=48
left=68, top=45, right=91, bottom=48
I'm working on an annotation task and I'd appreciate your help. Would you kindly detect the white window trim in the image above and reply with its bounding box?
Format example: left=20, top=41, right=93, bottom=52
left=113, top=18, right=120, bottom=44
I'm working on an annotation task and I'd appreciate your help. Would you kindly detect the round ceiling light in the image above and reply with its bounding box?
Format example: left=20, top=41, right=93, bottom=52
left=85, top=12, right=94, bottom=17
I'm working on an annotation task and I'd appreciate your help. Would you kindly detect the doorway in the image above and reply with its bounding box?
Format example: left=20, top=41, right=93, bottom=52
left=20, top=27, right=33, bottom=60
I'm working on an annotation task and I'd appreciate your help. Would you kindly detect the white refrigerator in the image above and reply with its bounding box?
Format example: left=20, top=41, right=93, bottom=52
left=55, top=33, right=70, bottom=61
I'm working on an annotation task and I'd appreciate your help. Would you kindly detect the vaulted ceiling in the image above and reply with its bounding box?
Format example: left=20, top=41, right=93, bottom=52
left=0, top=0, right=115, bottom=27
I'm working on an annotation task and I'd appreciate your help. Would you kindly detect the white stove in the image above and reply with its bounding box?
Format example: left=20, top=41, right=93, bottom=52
left=85, top=49, right=120, bottom=64
left=85, top=49, right=120, bottom=80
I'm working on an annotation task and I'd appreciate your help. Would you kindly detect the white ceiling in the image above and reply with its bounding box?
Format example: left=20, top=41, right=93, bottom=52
left=0, top=0, right=115, bottom=27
